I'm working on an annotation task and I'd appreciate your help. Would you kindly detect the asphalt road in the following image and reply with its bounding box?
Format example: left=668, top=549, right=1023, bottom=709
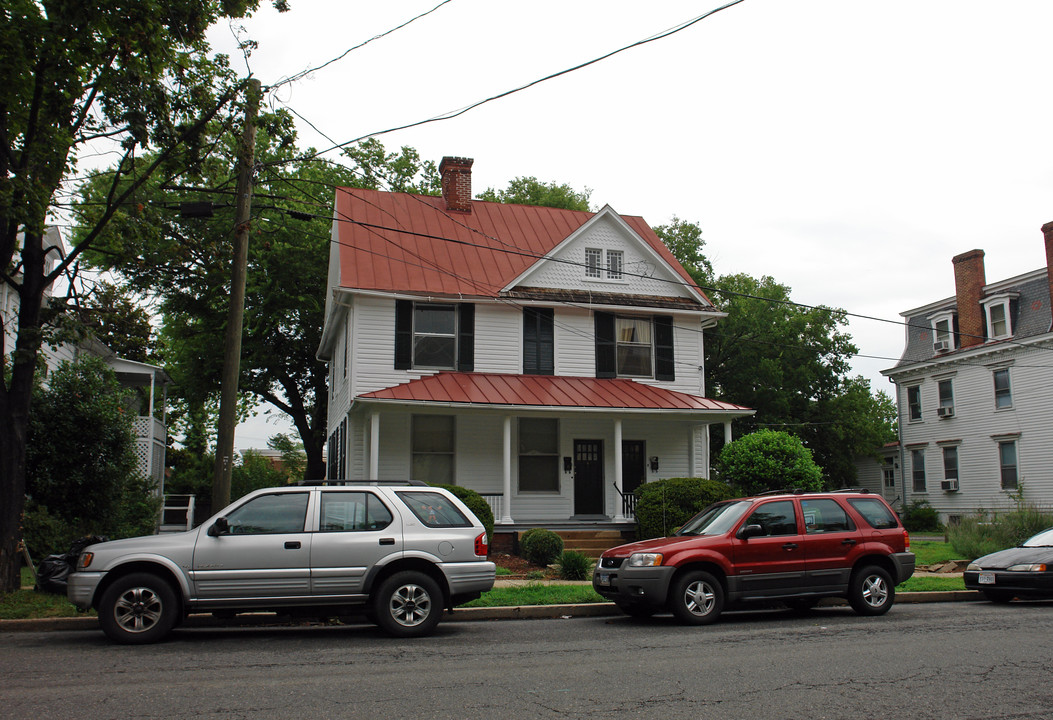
left=3, top=601, right=1052, bottom=719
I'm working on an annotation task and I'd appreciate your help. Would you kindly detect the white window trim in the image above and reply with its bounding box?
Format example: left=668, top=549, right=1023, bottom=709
left=929, top=310, right=956, bottom=351
left=981, top=293, right=1017, bottom=341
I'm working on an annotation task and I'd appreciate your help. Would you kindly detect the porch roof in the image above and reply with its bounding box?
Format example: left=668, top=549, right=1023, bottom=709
left=355, top=372, right=753, bottom=417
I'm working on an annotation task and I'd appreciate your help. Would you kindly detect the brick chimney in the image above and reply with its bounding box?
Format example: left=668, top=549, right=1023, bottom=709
left=952, top=249, right=986, bottom=348
left=439, top=156, right=473, bottom=213
left=1043, top=221, right=1053, bottom=329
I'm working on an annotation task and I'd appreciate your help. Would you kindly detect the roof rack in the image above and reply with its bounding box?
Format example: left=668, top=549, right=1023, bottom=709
left=752, top=487, right=871, bottom=497
left=297, top=479, right=428, bottom=487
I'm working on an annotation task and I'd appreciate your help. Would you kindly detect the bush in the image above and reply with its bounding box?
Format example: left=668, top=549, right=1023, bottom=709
left=519, top=528, right=564, bottom=566
left=901, top=501, right=941, bottom=532
left=635, top=477, right=736, bottom=540
left=555, top=550, right=594, bottom=581
left=948, top=503, right=1053, bottom=559
left=717, top=430, right=823, bottom=496
left=434, top=484, right=494, bottom=544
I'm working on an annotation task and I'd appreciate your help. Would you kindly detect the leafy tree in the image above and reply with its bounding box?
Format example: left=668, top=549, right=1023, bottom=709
left=653, top=217, right=714, bottom=283
left=71, top=282, right=157, bottom=363
left=718, top=429, right=823, bottom=496
left=478, top=176, right=592, bottom=211
left=1, top=0, right=286, bottom=592
left=23, top=356, right=160, bottom=556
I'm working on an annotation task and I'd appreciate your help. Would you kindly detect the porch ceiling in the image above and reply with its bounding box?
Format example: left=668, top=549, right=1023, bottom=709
left=355, top=372, right=753, bottom=419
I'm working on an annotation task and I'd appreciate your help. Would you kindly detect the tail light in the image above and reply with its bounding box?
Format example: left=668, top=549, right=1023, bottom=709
left=475, top=532, right=489, bottom=557
left=903, top=529, right=910, bottom=552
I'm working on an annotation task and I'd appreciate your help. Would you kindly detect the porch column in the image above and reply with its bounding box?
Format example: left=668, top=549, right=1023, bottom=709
left=689, top=426, right=698, bottom=478
left=613, top=419, right=626, bottom=521
left=500, top=416, right=514, bottom=524
left=724, top=420, right=733, bottom=446
left=369, top=412, right=380, bottom=480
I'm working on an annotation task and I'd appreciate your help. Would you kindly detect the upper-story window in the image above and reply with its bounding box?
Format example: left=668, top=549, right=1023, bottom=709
left=594, top=312, right=675, bottom=381
left=906, top=385, right=922, bottom=421
left=523, top=308, right=554, bottom=375
left=930, top=311, right=956, bottom=352
left=982, top=294, right=1016, bottom=341
left=585, top=248, right=625, bottom=281
left=993, top=368, right=1012, bottom=409
left=394, top=300, right=474, bottom=372
left=937, top=379, right=954, bottom=418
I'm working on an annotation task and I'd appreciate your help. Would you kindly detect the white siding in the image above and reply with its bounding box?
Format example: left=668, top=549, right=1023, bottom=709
left=473, top=304, right=520, bottom=374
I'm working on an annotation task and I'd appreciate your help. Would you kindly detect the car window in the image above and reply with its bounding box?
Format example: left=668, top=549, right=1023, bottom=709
left=320, top=492, right=393, bottom=532
left=801, top=498, right=854, bottom=533
left=847, top=498, right=899, bottom=529
left=397, top=491, right=471, bottom=528
left=743, top=500, right=798, bottom=536
left=226, top=492, right=309, bottom=534
left=678, top=501, right=752, bottom=536
left=1023, top=528, right=1053, bottom=547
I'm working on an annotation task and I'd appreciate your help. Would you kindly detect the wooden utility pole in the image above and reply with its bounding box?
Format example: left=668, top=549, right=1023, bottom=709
left=212, top=78, right=261, bottom=513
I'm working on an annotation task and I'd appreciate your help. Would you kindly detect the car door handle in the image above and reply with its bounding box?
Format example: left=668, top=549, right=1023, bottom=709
left=782, top=543, right=798, bottom=551
left=379, top=538, right=395, bottom=546
left=842, top=539, right=857, bottom=546
left=284, top=541, right=301, bottom=549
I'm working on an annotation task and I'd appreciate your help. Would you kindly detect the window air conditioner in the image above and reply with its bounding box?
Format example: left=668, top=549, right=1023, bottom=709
left=933, top=340, right=950, bottom=353
left=937, top=406, right=954, bottom=418
left=941, top=480, right=960, bottom=492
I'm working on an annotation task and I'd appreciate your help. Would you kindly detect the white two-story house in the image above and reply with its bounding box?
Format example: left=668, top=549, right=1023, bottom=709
left=880, top=221, right=1053, bottom=523
left=317, top=157, right=752, bottom=538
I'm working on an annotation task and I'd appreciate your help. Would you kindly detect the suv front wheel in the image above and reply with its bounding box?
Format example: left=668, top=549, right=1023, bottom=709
left=669, top=570, right=724, bottom=625
left=98, top=572, right=179, bottom=644
left=848, top=565, right=894, bottom=616
left=372, top=571, right=443, bottom=638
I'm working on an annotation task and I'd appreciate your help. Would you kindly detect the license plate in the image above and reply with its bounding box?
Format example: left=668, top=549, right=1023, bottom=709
left=597, top=573, right=611, bottom=586
left=979, top=572, right=996, bottom=585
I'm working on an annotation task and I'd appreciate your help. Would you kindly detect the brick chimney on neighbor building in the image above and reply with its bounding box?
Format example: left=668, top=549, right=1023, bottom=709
left=952, top=249, right=986, bottom=348
left=439, top=156, right=473, bottom=213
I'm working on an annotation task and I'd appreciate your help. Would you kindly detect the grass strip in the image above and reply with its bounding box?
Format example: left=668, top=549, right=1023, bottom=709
left=459, top=583, right=606, bottom=608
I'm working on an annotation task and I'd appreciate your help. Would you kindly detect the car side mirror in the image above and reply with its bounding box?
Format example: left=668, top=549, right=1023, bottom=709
left=208, top=516, right=230, bottom=537
left=739, top=524, right=764, bottom=540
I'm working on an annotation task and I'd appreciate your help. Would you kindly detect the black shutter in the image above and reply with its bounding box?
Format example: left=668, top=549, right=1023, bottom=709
left=654, top=315, right=675, bottom=381
left=394, top=300, right=413, bottom=369
left=457, top=303, right=475, bottom=372
left=595, top=311, right=616, bottom=378
left=524, top=308, right=554, bottom=375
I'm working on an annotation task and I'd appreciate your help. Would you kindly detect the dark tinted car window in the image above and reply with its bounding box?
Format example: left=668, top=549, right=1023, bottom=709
left=227, top=493, right=309, bottom=534
left=847, top=498, right=899, bottom=529
left=744, top=500, right=798, bottom=536
left=320, top=492, right=393, bottom=532
left=397, top=491, right=471, bottom=527
left=801, top=498, right=854, bottom=533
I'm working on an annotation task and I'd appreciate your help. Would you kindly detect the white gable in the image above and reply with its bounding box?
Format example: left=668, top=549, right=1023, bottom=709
left=504, top=206, right=702, bottom=303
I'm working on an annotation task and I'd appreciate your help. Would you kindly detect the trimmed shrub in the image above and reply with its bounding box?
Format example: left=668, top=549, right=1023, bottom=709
left=635, top=477, right=736, bottom=540
left=717, top=429, right=823, bottom=496
left=555, top=550, right=594, bottom=581
left=519, top=527, right=564, bottom=566
left=901, top=501, right=941, bottom=533
left=434, top=484, right=495, bottom=544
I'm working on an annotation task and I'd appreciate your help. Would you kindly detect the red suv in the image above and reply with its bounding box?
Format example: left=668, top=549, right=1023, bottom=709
left=593, top=490, right=914, bottom=624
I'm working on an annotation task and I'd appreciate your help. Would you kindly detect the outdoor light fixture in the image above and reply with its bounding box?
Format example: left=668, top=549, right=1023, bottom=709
left=649, top=456, right=659, bottom=472
left=563, top=457, right=572, bottom=473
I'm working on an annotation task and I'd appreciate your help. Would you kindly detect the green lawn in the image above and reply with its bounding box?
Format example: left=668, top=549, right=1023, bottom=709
left=911, top=540, right=965, bottom=566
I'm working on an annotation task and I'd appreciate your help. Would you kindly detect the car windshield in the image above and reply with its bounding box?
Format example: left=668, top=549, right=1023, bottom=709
left=1022, top=528, right=1053, bottom=547
left=677, top=501, right=752, bottom=536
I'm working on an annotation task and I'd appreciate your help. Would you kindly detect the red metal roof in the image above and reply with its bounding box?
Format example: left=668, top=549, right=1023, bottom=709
left=357, top=372, right=752, bottom=414
left=334, top=188, right=711, bottom=306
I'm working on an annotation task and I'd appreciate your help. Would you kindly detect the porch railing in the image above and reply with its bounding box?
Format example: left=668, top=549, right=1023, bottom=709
left=478, top=493, right=503, bottom=522
left=614, top=484, right=637, bottom=519
left=160, top=494, right=196, bottom=533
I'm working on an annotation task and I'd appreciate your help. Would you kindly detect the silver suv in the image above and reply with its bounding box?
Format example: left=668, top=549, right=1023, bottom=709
left=68, top=482, right=495, bottom=643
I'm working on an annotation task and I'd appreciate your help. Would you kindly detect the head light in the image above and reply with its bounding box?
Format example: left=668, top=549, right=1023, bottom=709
left=77, top=552, right=94, bottom=570
left=966, top=563, right=982, bottom=572
left=628, top=552, right=663, bottom=567
left=1007, top=563, right=1047, bottom=572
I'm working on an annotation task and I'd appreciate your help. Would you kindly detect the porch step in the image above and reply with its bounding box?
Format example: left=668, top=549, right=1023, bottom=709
left=553, top=530, right=627, bottom=558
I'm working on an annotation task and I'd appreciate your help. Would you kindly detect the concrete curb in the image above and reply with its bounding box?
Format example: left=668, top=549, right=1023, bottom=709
left=0, top=591, right=985, bottom=634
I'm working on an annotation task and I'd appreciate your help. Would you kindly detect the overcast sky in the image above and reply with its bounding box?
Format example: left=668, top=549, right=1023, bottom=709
left=212, top=0, right=1053, bottom=450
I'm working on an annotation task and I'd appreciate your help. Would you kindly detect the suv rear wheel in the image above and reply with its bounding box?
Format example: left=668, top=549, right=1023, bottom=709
left=372, top=571, right=443, bottom=638
left=98, top=572, right=179, bottom=644
left=848, top=565, right=894, bottom=616
left=668, top=570, right=724, bottom=625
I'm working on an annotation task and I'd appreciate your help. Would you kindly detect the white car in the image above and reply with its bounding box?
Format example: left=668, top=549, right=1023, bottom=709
left=68, top=482, right=495, bottom=643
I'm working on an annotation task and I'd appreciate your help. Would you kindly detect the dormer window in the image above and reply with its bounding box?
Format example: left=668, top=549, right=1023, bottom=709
left=982, top=294, right=1016, bottom=341
left=930, top=311, right=956, bottom=352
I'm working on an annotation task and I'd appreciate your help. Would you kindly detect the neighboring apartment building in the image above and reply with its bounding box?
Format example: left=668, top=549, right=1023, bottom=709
left=879, top=222, right=1053, bottom=523
left=3, top=228, right=170, bottom=490
left=317, top=157, right=752, bottom=533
